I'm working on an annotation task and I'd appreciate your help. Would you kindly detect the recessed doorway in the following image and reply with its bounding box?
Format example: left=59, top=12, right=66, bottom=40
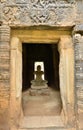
left=10, top=27, right=75, bottom=129
left=22, top=43, right=62, bottom=116
left=22, top=43, right=60, bottom=91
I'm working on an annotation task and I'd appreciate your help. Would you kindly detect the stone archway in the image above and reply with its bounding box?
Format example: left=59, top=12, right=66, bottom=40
left=10, top=27, right=75, bottom=129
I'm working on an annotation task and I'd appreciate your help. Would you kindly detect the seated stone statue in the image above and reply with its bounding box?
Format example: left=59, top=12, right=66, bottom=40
left=34, top=65, right=44, bottom=81
left=31, top=65, right=48, bottom=88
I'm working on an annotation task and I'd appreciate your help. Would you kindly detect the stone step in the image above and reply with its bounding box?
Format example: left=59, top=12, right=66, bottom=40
left=18, top=128, right=66, bottom=130
left=18, top=128, right=75, bottom=130
left=19, top=116, right=64, bottom=129
left=18, top=128, right=62, bottom=130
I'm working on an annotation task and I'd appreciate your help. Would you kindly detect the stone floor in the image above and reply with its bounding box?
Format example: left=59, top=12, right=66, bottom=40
left=19, top=116, right=64, bottom=129
left=19, top=87, right=63, bottom=129
left=22, top=87, right=62, bottom=116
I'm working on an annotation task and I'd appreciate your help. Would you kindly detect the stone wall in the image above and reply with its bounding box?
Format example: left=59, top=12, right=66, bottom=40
left=73, top=26, right=83, bottom=130
left=0, top=26, right=10, bottom=130
left=0, top=0, right=83, bottom=130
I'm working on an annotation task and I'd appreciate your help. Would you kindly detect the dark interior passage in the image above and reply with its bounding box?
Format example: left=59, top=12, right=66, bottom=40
left=22, top=43, right=59, bottom=91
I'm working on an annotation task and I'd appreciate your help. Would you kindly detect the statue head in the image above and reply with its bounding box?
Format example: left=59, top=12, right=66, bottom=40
left=37, top=65, right=41, bottom=71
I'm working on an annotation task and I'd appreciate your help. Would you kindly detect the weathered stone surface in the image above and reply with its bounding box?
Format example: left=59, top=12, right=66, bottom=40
left=0, top=25, right=10, bottom=130
left=76, top=1, right=83, bottom=24
left=74, top=24, right=83, bottom=32
left=74, top=33, right=83, bottom=130
left=0, top=0, right=83, bottom=130
left=0, top=26, right=10, bottom=42
left=18, top=128, right=76, bottom=130
left=0, top=71, right=9, bottom=80
left=0, top=80, right=10, bottom=130
left=1, top=0, right=75, bottom=26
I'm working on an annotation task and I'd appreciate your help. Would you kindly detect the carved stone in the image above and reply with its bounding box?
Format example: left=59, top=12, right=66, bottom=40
left=0, top=0, right=83, bottom=130
left=2, top=0, right=75, bottom=25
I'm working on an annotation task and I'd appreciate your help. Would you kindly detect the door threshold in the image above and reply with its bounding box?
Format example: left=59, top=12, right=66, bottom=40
left=19, top=116, right=64, bottom=129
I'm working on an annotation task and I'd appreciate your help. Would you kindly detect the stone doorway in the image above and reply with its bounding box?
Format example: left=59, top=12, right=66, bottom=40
left=10, top=27, right=75, bottom=129
left=22, top=43, right=60, bottom=90
left=22, top=43, right=62, bottom=117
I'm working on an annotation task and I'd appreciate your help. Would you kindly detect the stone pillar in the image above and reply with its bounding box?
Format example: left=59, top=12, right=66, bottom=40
left=74, top=34, right=83, bottom=130
left=10, top=37, right=22, bottom=129
left=58, top=36, right=75, bottom=124
left=0, top=25, right=10, bottom=130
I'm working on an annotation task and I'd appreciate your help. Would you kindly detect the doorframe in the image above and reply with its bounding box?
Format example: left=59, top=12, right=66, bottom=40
left=10, top=26, right=75, bottom=128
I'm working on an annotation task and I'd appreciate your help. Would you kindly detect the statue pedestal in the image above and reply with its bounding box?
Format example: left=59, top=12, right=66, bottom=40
left=29, top=80, right=49, bottom=96
left=31, top=80, right=48, bottom=89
